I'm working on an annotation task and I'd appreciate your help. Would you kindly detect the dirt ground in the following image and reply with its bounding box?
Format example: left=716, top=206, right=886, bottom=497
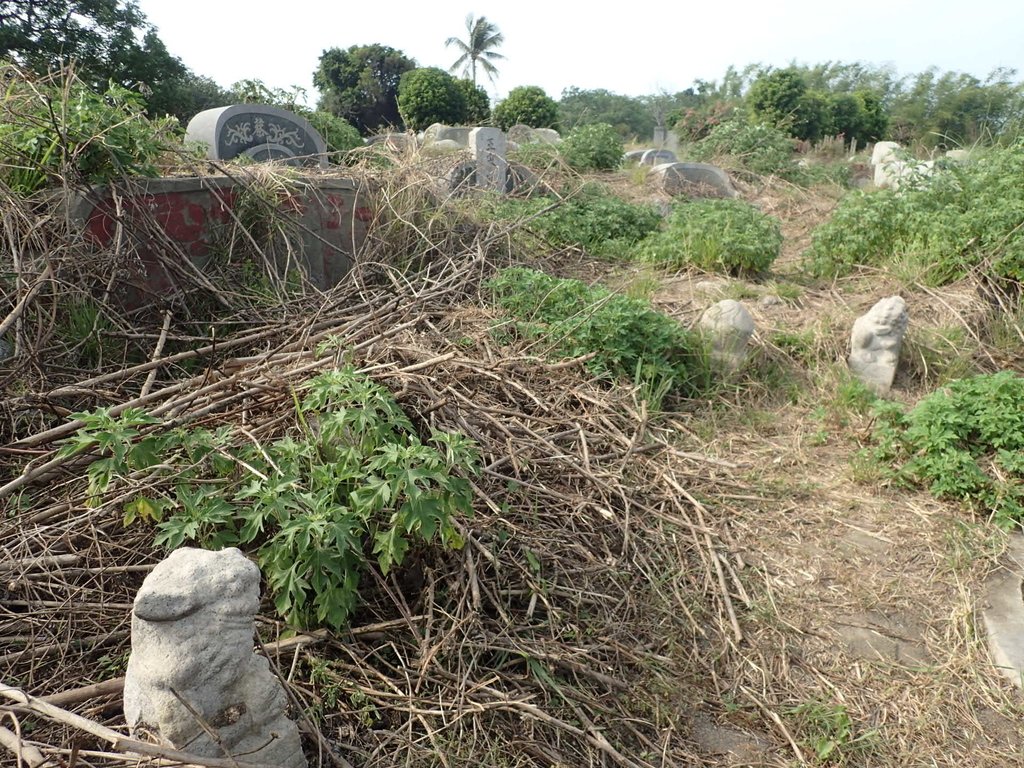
left=634, top=178, right=1024, bottom=766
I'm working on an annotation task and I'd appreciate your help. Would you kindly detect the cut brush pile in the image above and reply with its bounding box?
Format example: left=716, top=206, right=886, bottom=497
left=0, top=136, right=747, bottom=768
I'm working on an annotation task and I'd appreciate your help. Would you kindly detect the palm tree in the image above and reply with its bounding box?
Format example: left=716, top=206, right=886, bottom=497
left=445, top=14, right=505, bottom=86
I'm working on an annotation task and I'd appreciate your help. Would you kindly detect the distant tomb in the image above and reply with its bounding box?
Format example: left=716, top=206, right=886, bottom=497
left=185, top=104, right=328, bottom=168
left=651, top=162, right=737, bottom=198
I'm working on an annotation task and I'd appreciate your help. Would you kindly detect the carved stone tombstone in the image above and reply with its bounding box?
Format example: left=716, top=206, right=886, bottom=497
left=469, top=127, right=508, bottom=192
left=124, top=547, right=306, bottom=767
left=185, top=105, right=328, bottom=168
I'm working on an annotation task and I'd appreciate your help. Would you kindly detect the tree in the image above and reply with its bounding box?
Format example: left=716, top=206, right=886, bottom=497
left=314, top=44, right=416, bottom=135
left=445, top=14, right=504, bottom=85
left=559, top=87, right=655, bottom=140
left=456, top=78, right=490, bottom=124
left=493, top=85, right=558, bottom=131
left=398, top=67, right=467, bottom=131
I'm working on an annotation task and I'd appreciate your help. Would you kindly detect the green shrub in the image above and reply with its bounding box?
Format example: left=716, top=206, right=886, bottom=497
left=560, top=123, right=623, bottom=171
left=489, top=267, right=710, bottom=402
left=635, top=199, right=782, bottom=276
left=804, top=141, right=1024, bottom=283
left=691, top=119, right=796, bottom=178
left=59, top=368, right=479, bottom=629
left=869, top=371, right=1024, bottom=526
left=456, top=78, right=491, bottom=124
left=304, top=110, right=363, bottom=158
left=486, top=185, right=662, bottom=256
left=0, top=63, right=175, bottom=194
left=397, top=67, right=468, bottom=132
left=493, top=85, right=559, bottom=131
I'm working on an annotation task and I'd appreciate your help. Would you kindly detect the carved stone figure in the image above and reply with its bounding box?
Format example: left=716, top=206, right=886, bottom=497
left=124, top=547, right=306, bottom=767
left=848, top=296, right=908, bottom=395
left=700, top=299, right=755, bottom=373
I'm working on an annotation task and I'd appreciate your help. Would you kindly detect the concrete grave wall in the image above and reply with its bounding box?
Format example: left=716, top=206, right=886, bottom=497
left=71, top=175, right=372, bottom=308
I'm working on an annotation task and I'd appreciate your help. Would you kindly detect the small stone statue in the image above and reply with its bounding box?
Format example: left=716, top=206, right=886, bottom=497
left=848, top=296, right=908, bottom=395
left=124, top=547, right=306, bottom=767
left=699, top=299, right=755, bottom=373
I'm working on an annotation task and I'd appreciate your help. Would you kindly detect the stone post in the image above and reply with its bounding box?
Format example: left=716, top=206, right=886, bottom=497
left=469, top=127, right=507, bottom=192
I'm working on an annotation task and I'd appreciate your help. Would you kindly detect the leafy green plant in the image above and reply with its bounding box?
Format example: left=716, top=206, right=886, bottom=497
left=493, top=85, right=559, bottom=131
left=58, top=368, right=479, bottom=629
left=691, top=118, right=796, bottom=178
left=805, top=141, right=1024, bottom=283
left=635, top=199, right=782, bottom=276
left=488, top=267, right=710, bottom=403
left=787, top=700, right=878, bottom=764
left=559, top=123, right=623, bottom=171
left=869, top=371, right=1024, bottom=526
left=0, top=63, right=176, bottom=194
left=485, top=185, right=662, bottom=256
left=455, top=78, right=491, bottom=124
left=304, top=110, right=363, bottom=159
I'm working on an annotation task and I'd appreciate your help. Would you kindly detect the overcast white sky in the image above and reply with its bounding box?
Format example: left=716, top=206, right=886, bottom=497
left=137, top=0, right=1024, bottom=105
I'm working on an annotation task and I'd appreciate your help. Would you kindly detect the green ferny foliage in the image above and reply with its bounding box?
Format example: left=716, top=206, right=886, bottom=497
left=57, top=368, right=479, bottom=630
left=635, top=198, right=783, bottom=277
left=868, top=371, right=1024, bottom=527
left=489, top=267, right=710, bottom=404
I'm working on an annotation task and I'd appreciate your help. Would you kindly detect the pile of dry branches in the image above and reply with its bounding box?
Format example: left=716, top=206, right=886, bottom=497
left=0, top=149, right=751, bottom=768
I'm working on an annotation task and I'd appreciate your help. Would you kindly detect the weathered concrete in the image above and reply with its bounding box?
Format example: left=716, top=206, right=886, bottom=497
left=640, top=148, right=676, bottom=166
left=125, top=548, right=306, bottom=767
left=70, top=174, right=371, bottom=307
left=983, top=534, right=1024, bottom=687
left=470, top=127, right=508, bottom=192
left=185, top=105, right=328, bottom=168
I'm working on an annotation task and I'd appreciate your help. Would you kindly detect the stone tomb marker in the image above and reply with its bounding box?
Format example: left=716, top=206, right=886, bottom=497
left=186, top=104, right=328, bottom=168
left=469, top=127, right=508, bottom=192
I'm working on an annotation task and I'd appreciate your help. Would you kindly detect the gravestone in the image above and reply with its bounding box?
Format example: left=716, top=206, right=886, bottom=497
left=470, top=127, right=508, bottom=192
left=640, top=148, right=677, bottom=166
left=624, top=149, right=647, bottom=163
left=185, top=105, right=327, bottom=168
left=124, top=547, right=306, bottom=767
left=848, top=295, right=908, bottom=395
left=651, top=162, right=737, bottom=198
left=508, top=125, right=561, bottom=145
left=423, top=123, right=472, bottom=147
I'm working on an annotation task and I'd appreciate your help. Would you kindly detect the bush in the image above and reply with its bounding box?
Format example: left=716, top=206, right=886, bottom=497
left=869, top=372, right=1024, bottom=526
left=59, top=368, right=479, bottom=630
left=804, top=141, right=1024, bottom=283
left=635, top=199, right=782, bottom=276
left=0, top=63, right=175, bottom=194
left=397, top=67, right=468, bottom=132
left=304, top=110, right=363, bottom=159
left=489, top=267, right=710, bottom=401
left=560, top=123, right=623, bottom=171
left=485, top=185, right=662, bottom=256
left=691, top=118, right=796, bottom=178
left=493, top=85, right=559, bottom=131
left=456, top=78, right=491, bottom=124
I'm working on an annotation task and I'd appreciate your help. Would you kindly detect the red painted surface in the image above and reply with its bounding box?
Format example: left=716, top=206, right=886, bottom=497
left=78, top=179, right=369, bottom=308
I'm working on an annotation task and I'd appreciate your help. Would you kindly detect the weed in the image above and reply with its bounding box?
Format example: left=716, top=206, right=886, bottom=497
left=58, top=367, right=480, bottom=630
left=804, top=141, right=1024, bottom=285
left=868, top=371, right=1024, bottom=526
left=485, top=184, right=662, bottom=257
left=560, top=123, right=624, bottom=171
left=787, top=700, right=879, bottom=765
left=488, top=267, right=711, bottom=404
left=634, top=199, right=783, bottom=277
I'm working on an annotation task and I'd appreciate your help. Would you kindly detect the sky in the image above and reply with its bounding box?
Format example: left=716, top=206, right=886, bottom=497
left=136, top=0, right=1024, bottom=106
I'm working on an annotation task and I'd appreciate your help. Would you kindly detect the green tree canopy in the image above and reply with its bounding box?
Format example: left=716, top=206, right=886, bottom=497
left=456, top=78, right=490, bottom=124
left=0, top=0, right=216, bottom=120
left=398, top=67, right=468, bottom=132
left=558, top=87, right=655, bottom=140
left=493, top=85, right=558, bottom=131
left=314, top=44, right=416, bottom=135
left=445, top=14, right=505, bottom=85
